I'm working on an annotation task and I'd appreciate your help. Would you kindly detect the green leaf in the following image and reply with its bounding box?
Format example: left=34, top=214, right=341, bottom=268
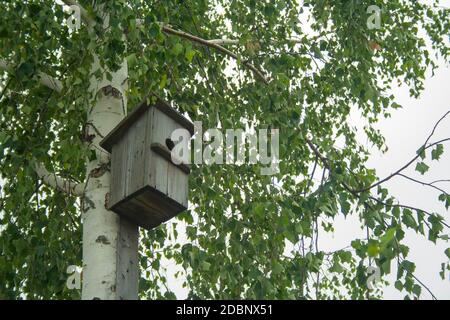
left=164, top=291, right=177, bottom=300
left=382, top=259, right=392, bottom=274
left=159, top=74, right=168, bottom=89
left=185, top=49, right=196, bottom=63
left=284, top=230, right=296, bottom=243
left=431, top=144, right=444, bottom=161
left=367, top=244, right=380, bottom=257
left=412, top=284, right=422, bottom=297
left=338, top=251, right=353, bottom=263
left=272, top=262, right=284, bottom=275
left=380, top=227, right=397, bottom=249
left=295, top=223, right=303, bottom=234
left=201, top=261, right=211, bottom=271
left=438, top=194, right=450, bottom=210
left=415, top=162, right=429, bottom=175
left=330, top=261, right=345, bottom=273
left=171, top=42, right=184, bottom=56
left=16, top=61, right=35, bottom=80
left=126, top=53, right=137, bottom=67
left=149, top=22, right=161, bottom=37
left=402, top=209, right=417, bottom=230
left=253, top=203, right=265, bottom=219
left=401, top=260, right=416, bottom=274
left=416, top=146, right=426, bottom=160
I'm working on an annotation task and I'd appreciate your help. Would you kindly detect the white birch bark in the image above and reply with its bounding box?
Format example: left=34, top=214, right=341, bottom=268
left=79, top=0, right=141, bottom=299
left=34, top=163, right=84, bottom=196
left=81, top=55, right=138, bottom=299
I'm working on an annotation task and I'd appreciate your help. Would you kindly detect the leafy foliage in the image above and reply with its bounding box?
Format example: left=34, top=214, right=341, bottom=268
left=0, top=0, right=449, bottom=299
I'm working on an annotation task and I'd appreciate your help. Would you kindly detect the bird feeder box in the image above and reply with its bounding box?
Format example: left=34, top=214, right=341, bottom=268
left=100, top=95, right=193, bottom=230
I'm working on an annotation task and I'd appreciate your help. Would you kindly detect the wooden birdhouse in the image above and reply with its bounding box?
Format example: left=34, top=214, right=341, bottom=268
left=100, top=95, right=193, bottom=230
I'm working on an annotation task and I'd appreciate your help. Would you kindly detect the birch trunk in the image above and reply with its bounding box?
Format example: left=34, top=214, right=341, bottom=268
left=81, top=55, right=139, bottom=300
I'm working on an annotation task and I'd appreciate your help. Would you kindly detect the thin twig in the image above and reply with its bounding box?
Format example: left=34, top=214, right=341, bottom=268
left=398, top=173, right=449, bottom=195
left=430, top=179, right=450, bottom=185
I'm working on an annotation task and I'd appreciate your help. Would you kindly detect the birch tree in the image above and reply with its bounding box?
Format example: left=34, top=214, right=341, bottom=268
left=0, top=0, right=449, bottom=299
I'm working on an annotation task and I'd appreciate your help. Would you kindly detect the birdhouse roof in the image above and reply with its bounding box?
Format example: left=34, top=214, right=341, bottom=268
left=100, top=94, right=194, bottom=153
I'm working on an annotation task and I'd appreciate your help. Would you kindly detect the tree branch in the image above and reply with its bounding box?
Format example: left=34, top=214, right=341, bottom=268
left=305, top=110, right=450, bottom=195
left=207, top=38, right=303, bottom=45
left=35, top=163, right=84, bottom=196
left=306, top=138, right=329, bottom=169
left=160, top=25, right=269, bottom=84
left=36, top=72, right=63, bottom=93
left=207, top=39, right=240, bottom=45
left=0, top=59, right=63, bottom=93
left=0, top=77, right=12, bottom=101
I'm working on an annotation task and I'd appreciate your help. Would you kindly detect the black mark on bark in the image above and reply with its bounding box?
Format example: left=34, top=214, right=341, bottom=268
left=100, top=85, right=122, bottom=99
left=96, top=235, right=111, bottom=245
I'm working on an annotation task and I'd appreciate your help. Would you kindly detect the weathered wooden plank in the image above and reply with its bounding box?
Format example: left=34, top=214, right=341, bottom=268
left=153, top=99, right=194, bottom=135
left=150, top=154, right=168, bottom=196
left=124, top=198, right=148, bottom=224
left=148, top=108, right=173, bottom=194
left=151, top=107, right=176, bottom=147
left=143, top=107, right=154, bottom=190
left=128, top=114, right=147, bottom=195
left=124, top=123, right=137, bottom=198
left=116, top=218, right=139, bottom=300
left=109, top=142, right=121, bottom=207
left=167, top=163, right=188, bottom=207
left=110, top=136, right=128, bottom=207
left=135, top=193, right=168, bottom=223
left=99, top=99, right=150, bottom=153
left=150, top=143, right=190, bottom=174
